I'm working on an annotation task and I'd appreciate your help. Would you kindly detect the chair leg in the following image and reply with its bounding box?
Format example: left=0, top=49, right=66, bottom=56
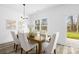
left=36, top=46, right=38, bottom=54
left=21, top=48, right=23, bottom=54
left=15, top=44, right=18, bottom=52
left=14, top=43, right=15, bottom=49
left=26, top=52, right=28, bottom=54
left=54, top=49, right=56, bottom=54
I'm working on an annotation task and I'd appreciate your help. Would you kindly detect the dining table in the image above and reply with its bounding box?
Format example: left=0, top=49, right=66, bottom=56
left=27, top=35, right=45, bottom=54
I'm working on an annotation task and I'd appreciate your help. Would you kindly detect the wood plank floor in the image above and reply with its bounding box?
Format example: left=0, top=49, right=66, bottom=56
left=0, top=41, right=79, bottom=54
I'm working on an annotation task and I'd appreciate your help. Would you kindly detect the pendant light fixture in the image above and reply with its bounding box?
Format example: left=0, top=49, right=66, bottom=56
left=21, top=4, right=28, bottom=20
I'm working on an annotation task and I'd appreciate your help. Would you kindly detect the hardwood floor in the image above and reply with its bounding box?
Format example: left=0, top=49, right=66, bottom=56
left=0, top=41, right=36, bottom=54
left=0, top=41, right=79, bottom=54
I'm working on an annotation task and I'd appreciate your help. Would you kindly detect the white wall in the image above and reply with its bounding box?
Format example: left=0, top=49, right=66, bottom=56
left=29, top=4, right=79, bottom=44
left=1, top=4, right=79, bottom=45
left=0, top=6, right=22, bottom=44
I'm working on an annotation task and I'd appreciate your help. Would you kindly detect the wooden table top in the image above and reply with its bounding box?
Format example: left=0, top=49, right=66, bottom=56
left=27, top=36, right=45, bottom=43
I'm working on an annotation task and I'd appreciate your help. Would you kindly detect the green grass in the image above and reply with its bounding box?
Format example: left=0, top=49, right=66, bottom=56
left=67, top=32, right=79, bottom=39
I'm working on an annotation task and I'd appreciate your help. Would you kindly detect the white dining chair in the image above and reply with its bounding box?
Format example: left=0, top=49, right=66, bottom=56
left=18, top=33, right=38, bottom=54
left=42, top=32, right=59, bottom=54
left=45, top=35, right=51, bottom=42
left=11, top=31, right=20, bottom=52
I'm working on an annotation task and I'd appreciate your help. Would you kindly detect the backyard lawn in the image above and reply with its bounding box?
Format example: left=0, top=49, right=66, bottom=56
left=67, top=32, right=79, bottom=40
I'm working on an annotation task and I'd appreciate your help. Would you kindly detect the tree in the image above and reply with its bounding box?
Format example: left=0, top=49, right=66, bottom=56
left=77, top=15, right=79, bottom=32
left=70, top=16, right=74, bottom=32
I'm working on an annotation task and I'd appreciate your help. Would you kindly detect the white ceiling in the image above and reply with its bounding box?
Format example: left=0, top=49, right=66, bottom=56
left=0, top=4, right=59, bottom=15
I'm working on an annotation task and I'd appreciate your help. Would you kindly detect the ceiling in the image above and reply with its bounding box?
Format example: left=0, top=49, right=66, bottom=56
left=0, top=4, right=59, bottom=15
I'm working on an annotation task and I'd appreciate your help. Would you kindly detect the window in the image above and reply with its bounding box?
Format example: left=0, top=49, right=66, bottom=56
left=66, top=15, right=79, bottom=40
